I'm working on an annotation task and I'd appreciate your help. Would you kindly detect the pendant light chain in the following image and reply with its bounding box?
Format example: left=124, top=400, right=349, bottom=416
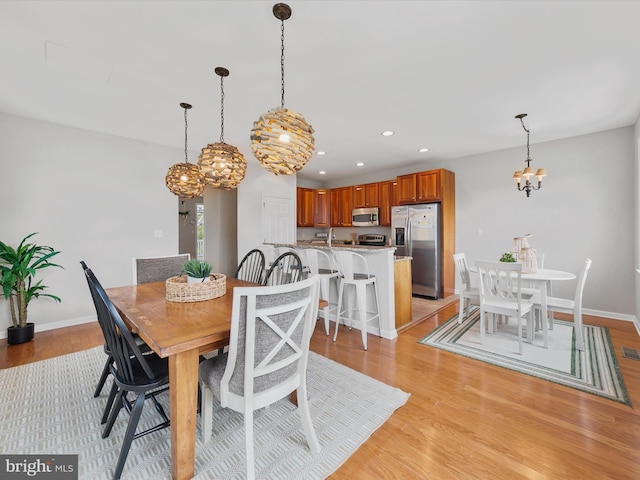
left=519, top=116, right=531, bottom=162
left=220, top=74, right=225, bottom=143
left=280, top=19, right=286, bottom=108
left=184, top=106, right=189, bottom=162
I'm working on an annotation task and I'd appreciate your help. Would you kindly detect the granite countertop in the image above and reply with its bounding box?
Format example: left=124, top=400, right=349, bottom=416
left=271, top=242, right=396, bottom=253
left=394, top=256, right=412, bottom=263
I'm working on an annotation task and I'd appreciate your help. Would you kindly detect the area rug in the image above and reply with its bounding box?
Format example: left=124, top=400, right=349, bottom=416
left=0, top=347, right=409, bottom=479
left=418, top=306, right=631, bottom=406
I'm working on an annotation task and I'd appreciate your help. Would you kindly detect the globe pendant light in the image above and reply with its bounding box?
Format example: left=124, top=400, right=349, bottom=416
left=250, top=3, right=315, bottom=175
left=198, top=67, right=247, bottom=190
left=165, top=103, right=206, bottom=198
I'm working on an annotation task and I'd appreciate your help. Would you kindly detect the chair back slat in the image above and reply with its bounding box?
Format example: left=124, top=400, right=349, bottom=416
left=263, top=251, right=303, bottom=286
left=236, top=249, right=266, bottom=284
left=333, top=251, right=371, bottom=281
left=453, top=253, right=472, bottom=289
left=476, top=260, right=523, bottom=305
left=305, top=248, right=337, bottom=275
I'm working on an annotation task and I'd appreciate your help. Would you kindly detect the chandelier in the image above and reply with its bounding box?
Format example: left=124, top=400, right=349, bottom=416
left=198, top=67, right=247, bottom=190
left=165, top=103, right=206, bottom=198
left=250, top=3, right=315, bottom=175
left=512, top=113, right=547, bottom=197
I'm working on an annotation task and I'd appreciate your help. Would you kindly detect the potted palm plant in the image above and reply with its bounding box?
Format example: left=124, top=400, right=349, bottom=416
left=0, top=233, right=63, bottom=344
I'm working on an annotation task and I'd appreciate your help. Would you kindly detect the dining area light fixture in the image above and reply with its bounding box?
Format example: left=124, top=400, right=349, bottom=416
left=250, top=3, right=315, bottom=175
left=165, top=103, right=206, bottom=199
left=198, top=67, right=247, bottom=190
left=512, top=113, right=547, bottom=197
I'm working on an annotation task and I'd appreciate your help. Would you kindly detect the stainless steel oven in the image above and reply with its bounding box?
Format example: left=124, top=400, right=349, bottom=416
left=352, top=207, right=379, bottom=227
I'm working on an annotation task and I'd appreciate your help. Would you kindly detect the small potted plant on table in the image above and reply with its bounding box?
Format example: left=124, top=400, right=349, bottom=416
left=0, top=233, right=63, bottom=344
left=183, top=258, right=213, bottom=283
left=165, top=258, right=226, bottom=303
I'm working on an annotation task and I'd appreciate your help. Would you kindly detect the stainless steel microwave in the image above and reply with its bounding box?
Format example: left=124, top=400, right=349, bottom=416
left=352, top=207, right=379, bottom=227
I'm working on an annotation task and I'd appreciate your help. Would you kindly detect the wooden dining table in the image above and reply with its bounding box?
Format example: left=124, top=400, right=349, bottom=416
left=105, top=277, right=254, bottom=480
left=105, top=277, right=328, bottom=480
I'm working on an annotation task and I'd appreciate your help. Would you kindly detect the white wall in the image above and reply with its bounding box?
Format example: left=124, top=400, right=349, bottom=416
left=203, top=186, right=237, bottom=276
left=236, top=159, right=297, bottom=261
left=0, top=112, right=183, bottom=334
left=323, top=127, right=636, bottom=318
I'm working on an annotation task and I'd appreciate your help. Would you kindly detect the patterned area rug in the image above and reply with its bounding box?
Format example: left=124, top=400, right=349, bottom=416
left=418, top=306, right=631, bottom=406
left=0, top=347, right=409, bottom=479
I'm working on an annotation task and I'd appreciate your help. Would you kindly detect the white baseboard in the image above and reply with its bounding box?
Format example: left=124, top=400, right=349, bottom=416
left=0, top=315, right=96, bottom=340
left=454, top=288, right=639, bottom=334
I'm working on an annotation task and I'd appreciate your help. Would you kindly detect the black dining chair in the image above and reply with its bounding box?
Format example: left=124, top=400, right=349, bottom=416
left=83, top=266, right=170, bottom=480
left=263, top=250, right=304, bottom=286
left=235, top=248, right=266, bottom=284
left=80, top=262, right=151, bottom=416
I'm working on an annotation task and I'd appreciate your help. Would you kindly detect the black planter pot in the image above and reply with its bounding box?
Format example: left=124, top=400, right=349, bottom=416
left=7, top=322, right=35, bottom=345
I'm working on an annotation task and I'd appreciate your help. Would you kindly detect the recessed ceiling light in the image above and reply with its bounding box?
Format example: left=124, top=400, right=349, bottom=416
left=317, top=151, right=326, bottom=155
left=319, top=170, right=326, bottom=175
left=419, top=148, right=429, bottom=153
left=381, top=131, right=394, bottom=137
left=356, top=162, right=365, bottom=167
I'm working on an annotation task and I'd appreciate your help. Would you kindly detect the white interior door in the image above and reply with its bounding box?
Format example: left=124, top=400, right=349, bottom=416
left=263, top=195, right=295, bottom=244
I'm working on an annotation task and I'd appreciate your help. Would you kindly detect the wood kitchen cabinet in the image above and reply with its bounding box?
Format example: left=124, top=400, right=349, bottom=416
left=314, top=189, right=330, bottom=227
left=353, top=182, right=380, bottom=208
left=416, top=170, right=441, bottom=202
left=378, top=180, right=397, bottom=226
left=330, top=186, right=353, bottom=226
left=296, top=187, right=315, bottom=227
left=397, top=169, right=443, bottom=204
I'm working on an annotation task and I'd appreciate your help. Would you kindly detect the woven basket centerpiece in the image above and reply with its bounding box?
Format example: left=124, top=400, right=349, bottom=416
left=165, top=274, right=226, bottom=302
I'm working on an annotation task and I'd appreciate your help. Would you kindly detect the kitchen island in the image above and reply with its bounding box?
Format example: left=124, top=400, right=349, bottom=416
left=268, top=242, right=398, bottom=340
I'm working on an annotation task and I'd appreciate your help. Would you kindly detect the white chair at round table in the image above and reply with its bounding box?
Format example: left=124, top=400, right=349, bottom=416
left=332, top=250, right=381, bottom=350
left=528, top=259, right=592, bottom=351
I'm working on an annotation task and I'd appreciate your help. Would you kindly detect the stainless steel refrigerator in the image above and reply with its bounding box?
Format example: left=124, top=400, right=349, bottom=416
left=391, top=204, right=441, bottom=299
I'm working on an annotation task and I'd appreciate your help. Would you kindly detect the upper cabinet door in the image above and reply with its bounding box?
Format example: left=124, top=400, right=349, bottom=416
left=416, top=170, right=441, bottom=202
left=314, top=189, right=330, bottom=227
left=378, top=180, right=396, bottom=226
left=353, top=184, right=366, bottom=208
left=296, top=187, right=315, bottom=227
left=397, top=174, right=417, bottom=204
left=353, top=182, right=380, bottom=208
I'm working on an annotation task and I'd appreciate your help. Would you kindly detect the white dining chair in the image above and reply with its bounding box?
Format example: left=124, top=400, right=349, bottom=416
left=453, top=253, right=480, bottom=323
left=198, top=276, right=321, bottom=479
left=528, top=259, right=592, bottom=351
left=476, top=260, right=535, bottom=354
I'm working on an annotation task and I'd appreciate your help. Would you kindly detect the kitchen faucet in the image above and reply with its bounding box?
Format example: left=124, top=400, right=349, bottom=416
left=328, top=227, right=334, bottom=247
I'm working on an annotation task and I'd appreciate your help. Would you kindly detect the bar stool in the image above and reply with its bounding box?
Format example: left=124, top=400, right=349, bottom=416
left=332, top=251, right=381, bottom=350
left=303, top=248, right=340, bottom=335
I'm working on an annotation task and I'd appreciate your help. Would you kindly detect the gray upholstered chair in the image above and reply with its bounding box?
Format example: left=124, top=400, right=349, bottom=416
left=198, top=275, right=321, bottom=479
left=132, top=253, right=190, bottom=284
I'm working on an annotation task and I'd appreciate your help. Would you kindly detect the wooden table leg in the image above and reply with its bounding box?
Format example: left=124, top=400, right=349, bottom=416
left=169, top=349, right=200, bottom=480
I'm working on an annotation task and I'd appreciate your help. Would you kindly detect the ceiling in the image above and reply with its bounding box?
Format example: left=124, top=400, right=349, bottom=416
left=2, top=1, right=640, bottom=182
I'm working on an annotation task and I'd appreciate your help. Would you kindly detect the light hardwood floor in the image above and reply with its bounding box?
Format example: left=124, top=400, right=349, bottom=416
left=2, top=303, right=639, bottom=479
